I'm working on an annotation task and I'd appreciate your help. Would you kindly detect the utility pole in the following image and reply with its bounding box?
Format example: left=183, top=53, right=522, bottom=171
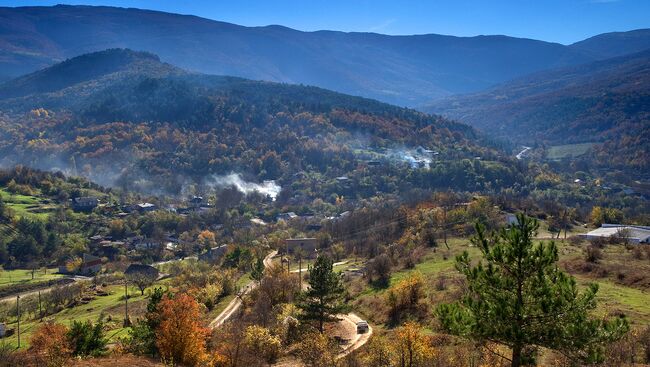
left=38, top=291, right=42, bottom=320
left=124, top=281, right=130, bottom=327
left=16, top=295, right=20, bottom=349
left=298, top=254, right=302, bottom=290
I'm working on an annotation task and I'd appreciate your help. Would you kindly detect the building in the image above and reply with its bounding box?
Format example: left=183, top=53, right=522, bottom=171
left=136, top=203, right=157, bottom=212
left=580, top=224, right=650, bottom=244
left=505, top=214, right=519, bottom=225
left=283, top=238, right=319, bottom=257
left=277, top=212, right=298, bottom=221
left=135, top=238, right=161, bottom=251
left=125, top=263, right=159, bottom=279
left=198, top=245, right=228, bottom=263
left=0, top=322, right=5, bottom=337
left=80, top=253, right=102, bottom=275
left=72, top=196, right=99, bottom=212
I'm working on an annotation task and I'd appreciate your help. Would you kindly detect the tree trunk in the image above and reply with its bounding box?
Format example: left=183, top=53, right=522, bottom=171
left=511, top=344, right=522, bottom=367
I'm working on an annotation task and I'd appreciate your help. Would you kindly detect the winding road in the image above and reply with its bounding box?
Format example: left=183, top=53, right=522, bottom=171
left=209, top=250, right=277, bottom=329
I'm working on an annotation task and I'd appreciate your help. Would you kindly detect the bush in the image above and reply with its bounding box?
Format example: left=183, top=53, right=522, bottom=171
left=585, top=245, right=603, bottom=263
left=67, top=320, right=108, bottom=357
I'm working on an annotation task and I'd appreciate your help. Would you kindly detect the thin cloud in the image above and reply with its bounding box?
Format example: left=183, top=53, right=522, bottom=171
left=369, top=19, right=397, bottom=32
left=589, top=0, right=622, bottom=3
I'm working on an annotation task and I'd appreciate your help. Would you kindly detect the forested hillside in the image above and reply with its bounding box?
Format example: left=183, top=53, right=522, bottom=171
left=425, top=50, right=650, bottom=174
left=0, top=49, right=516, bottom=198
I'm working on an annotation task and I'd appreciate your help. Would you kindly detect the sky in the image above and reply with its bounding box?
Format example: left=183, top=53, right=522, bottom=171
left=1, top=0, right=649, bottom=44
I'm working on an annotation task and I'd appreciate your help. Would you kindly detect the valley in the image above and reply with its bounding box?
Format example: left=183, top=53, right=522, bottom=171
left=0, top=3, right=648, bottom=367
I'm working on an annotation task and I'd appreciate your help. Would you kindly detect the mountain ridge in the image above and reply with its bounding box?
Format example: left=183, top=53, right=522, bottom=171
left=2, top=5, right=647, bottom=106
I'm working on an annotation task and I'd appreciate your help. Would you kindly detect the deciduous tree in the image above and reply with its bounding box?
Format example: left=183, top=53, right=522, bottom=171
left=156, top=293, right=209, bottom=366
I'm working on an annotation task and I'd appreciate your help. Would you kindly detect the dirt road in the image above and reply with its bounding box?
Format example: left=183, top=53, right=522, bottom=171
left=209, top=250, right=277, bottom=329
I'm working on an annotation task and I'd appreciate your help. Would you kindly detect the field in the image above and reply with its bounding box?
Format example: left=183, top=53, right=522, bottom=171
left=0, top=284, right=151, bottom=348
left=546, top=142, right=595, bottom=160
left=349, top=236, right=650, bottom=329
left=0, top=187, right=55, bottom=220
left=0, top=267, right=64, bottom=288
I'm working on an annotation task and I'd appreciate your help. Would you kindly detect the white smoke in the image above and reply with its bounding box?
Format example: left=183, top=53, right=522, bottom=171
left=387, top=149, right=432, bottom=169
left=207, top=173, right=281, bottom=200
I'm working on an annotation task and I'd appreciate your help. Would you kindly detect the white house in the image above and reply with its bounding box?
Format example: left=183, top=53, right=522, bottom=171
left=581, top=224, right=650, bottom=244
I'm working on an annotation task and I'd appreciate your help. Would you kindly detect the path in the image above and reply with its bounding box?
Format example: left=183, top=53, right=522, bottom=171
left=209, top=250, right=277, bottom=329
left=336, top=312, right=373, bottom=359
left=0, top=275, right=90, bottom=304
left=516, top=146, right=532, bottom=160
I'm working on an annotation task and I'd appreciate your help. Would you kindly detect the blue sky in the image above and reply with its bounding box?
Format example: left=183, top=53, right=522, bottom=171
left=1, top=0, right=649, bottom=44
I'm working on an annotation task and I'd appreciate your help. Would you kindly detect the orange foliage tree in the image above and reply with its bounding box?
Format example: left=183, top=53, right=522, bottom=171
left=30, top=322, right=72, bottom=367
left=155, top=293, right=209, bottom=366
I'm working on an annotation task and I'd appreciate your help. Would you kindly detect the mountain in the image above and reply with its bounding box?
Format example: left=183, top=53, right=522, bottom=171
left=0, top=49, right=524, bottom=198
left=570, top=29, right=650, bottom=59
left=424, top=50, right=650, bottom=173
left=0, top=4, right=616, bottom=107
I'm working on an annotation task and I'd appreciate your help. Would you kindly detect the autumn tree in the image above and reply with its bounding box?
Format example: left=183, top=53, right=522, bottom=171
left=244, top=325, right=282, bottom=365
left=395, top=322, right=435, bottom=367
left=30, top=322, right=72, bottom=367
left=437, top=214, right=629, bottom=367
left=156, top=293, right=209, bottom=366
left=296, top=332, right=338, bottom=367
left=297, top=255, right=348, bottom=333
left=198, top=230, right=217, bottom=250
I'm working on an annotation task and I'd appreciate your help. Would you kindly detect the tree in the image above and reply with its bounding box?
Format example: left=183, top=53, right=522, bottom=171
left=244, top=325, right=282, bottom=365
left=394, top=322, right=435, bottom=367
left=125, top=264, right=159, bottom=295
left=30, top=322, right=72, bottom=367
left=437, top=214, right=629, bottom=367
left=297, top=255, right=348, bottom=333
left=250, top=255, right=265, bottom=284
left=67, top=320, right=108, bottom=357
left=296, top=332, right=338, bottom=367
left=156, top=293, right=209, bottom=366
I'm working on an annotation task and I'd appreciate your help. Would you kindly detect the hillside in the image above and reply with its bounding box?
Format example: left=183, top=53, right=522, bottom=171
left=424, top=50, right=650, bottom=173
left=0, top=49, right=521, bottom=199
left=570, top=28, right=650, bottom=59
left=0, top=4, right=625, bottom=106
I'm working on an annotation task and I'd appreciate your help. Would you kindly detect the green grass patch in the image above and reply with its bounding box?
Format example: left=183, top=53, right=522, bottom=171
left=0, top=187, right=54, bottom=220
left=546, top=142, right=595, bottom=160
left=0, top=268, right=64, bottom=288
left=1, top=284, right=150, bottom=349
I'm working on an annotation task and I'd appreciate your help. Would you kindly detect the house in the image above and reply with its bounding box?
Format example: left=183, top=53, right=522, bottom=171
left=136, top=203, right=157, bottom=212
left=198, top=245, right=228, bottom=263
left=72, top=196, right=99, bottom=212
left=580, top=224, right=650, bottom=244
left=125, top=263, right=159, bottom=279
left=277, top=212, right=298, bottom=221
left=190, top=196, right=204, bottom=205
left=80, top=253, right=102, bottom=275
left=367, top=161, right=381, bottom=167
left=505, top=214, right=519, bottom=225
left=135, top=238, right=161, bottom=250
left=283, top=238, right=319, bottom=257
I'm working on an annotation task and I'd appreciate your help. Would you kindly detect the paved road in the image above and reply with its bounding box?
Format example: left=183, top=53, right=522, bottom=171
left=209, top=250, right=277, bottom=329
left=0, top=275, right=91, bottom=304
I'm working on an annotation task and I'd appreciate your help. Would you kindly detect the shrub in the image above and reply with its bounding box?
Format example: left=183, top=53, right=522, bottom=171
left=30, top=322, right=72, bottom=367
left=67, top=320, right=108, bottom=357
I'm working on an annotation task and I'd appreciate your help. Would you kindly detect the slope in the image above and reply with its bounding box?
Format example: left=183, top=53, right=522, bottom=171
left=0, top=4, right=601, bottom=106
left=425, top=50, right=650, bottom=173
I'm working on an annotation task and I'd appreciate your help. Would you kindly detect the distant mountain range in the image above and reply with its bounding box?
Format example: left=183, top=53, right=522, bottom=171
left=425, top=50, right=650, bottom=172
left=1, top=5, right=649, bottom=106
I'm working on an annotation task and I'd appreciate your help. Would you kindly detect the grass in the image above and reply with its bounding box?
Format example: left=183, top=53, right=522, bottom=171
left=0, top=187, right=54, bottom=220
left=351, top=236, right=650, bottom=328
left=0, top=268, right=64, bottom=288
left=1, top=284, right=150, bottom=349
left=546, top=142, right=595, bottom=160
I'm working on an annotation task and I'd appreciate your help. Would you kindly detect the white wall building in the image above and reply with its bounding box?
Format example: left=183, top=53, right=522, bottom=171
left=580, top=224, right=650, bottom=244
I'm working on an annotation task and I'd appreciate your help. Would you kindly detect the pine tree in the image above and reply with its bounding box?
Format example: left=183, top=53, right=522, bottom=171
left=297, top=255, right=348, bottom=333
left=250, top=255, right=265, bottom=284
left=437, top=214, right=628, bottom=367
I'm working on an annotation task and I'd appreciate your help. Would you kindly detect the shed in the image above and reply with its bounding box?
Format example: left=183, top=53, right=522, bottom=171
left=580, top=224, right=650, bottom=244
